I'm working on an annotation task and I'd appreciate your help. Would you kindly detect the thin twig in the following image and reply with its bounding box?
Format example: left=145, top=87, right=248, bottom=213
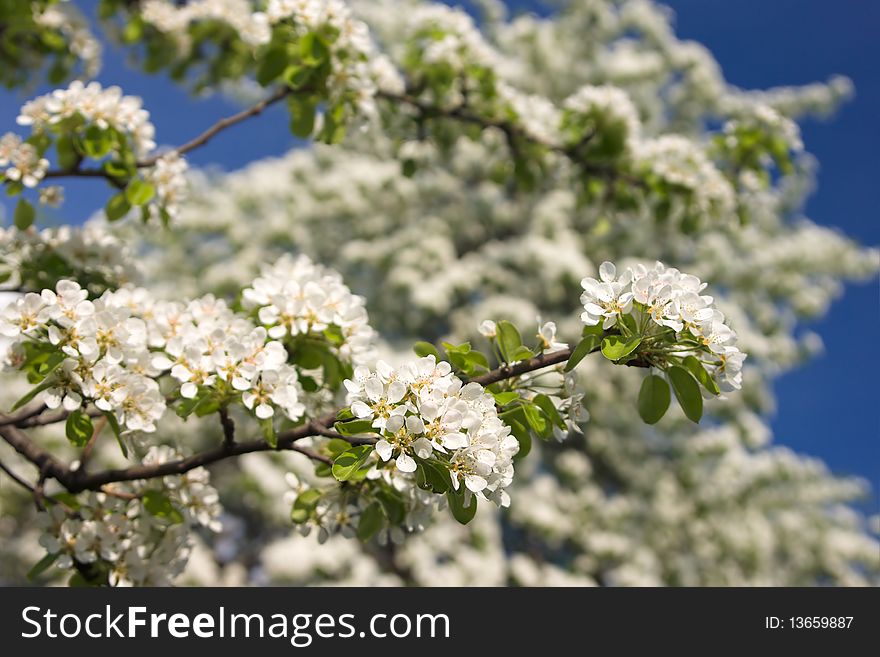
left=0, top=458, right=37, bottom=495
left=79, top=414, right=108, bottom=470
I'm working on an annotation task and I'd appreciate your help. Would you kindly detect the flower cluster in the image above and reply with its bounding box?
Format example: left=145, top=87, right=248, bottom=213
left=140, top=0, right=399, bottom=119
left=36, top=445, right=221, bottom=586
left=581, top=260, right=746, bottom=391
left=0, top=223, right=138, bottom=295
left=561, top=85, right=641, bottom=156
left=33, top=0, right=102, bottom=79
left=0, top=133, right=49, bottom=188
left=141, top=0, right=271, bottom=47
left=143, top=152, right=189, bottom=222
left=18, top=80, right=156, bottom=157
left=242, top=254, right=376, bottom=367
left=0, top=281, right=166, bottom=432
left=344, top=355, right=519, bottom=506
left=405, top=5, right=498, bottom=73
left=146, top=293, right=306, bottom=421
left=635, top=135, right=735, bottom=219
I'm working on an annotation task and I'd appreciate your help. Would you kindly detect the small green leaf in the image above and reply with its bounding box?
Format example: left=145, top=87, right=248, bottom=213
left=496, top=320, right=524, bottom=363
left=27, top=552, right=59, bottom=581
left=11, top=379, right=55, bottom=411
left=357, top=502, right=384, bottom=541
left=601, top=335, right=642, bottom=362
left=638, top=374, right=671, bottom=425
left=260, top=417, right=277, bottom=448
left=325, top=438, right=351, bottom=457
left=413, top=341, right=440, bottom=359
left=256, top=46, right=289, bottom=86
left=565, top=333, right=602, bottom=372
left=81, top=125, right=112, bottom=159
left=534, top=394, right=566, bottom=431
left=492, top=391, right=520, bottom=406
left=124, top=178, right=155, bottom=206
left=289, top=96, right=317, bottom=138
left=103, top=412, right=128, bottom=458
left=291, top=488, right=321, bottom=523
left=14, top=198, right=35, bottom=230
left=331, top=445, right=373, bottom=481
left=683, top=355, right=720, bottom=395
left=507, top=418, right=531, bottom=459
left=105, top=192, right=131, bottom=222
left=415, top=459, right=452, bottom=493
left=375, top=486, right=406, bottom=524
left=334, top=418, right=375, bottom=437
left=668, top=366, right=703, bottom=423
left=446, top=489, right=477, bottom=525
left=142, top=491, right=184, bottom=524
left=65, top=410, right=93, bottom=448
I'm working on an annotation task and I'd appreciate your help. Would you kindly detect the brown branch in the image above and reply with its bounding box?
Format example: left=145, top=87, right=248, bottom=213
left=11, top=406, right=103, bottom=429
left=377, top=90, right=646, bottom=188
left=0, top=458, right=37, bottom=495
left=79, top=414, right=108, bottom=470
left=0, top=402, right=47, bottom=427
left=470, top=347, right=575, bottom=387
left=0, top=340, right=644, bottom=493
left=0, top=423, right=70, bottom=484
left=139, top=86, right=292, bottom=166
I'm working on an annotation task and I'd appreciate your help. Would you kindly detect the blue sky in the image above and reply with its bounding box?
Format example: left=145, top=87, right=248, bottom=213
left=1, top=1, right=877, bottom=502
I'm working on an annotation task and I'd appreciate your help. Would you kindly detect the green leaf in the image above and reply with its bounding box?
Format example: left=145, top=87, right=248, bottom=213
left=331, top=444, right=373, bottom=481
left=260, top=417, right=278, bottom=448
left=413, top=341, right=440, bottom=359
left=27, top=552, right=59, bottom=581
left=325, top=438, right=351, bottom=457
left=683, top=355, right=720, bottom=395
left=446, top=489, right=478, bottom=525
left=668, top=366, right=703, bottom=423
left=104, top=192, right=131, bottom=222
left=507, top=418, right=531, bottom=459
left=103, top=412, right=128, bottom=458
left=492, top=391, right=520, bottom=406
left=256, top=46, right=289, bottom=86
left=142, top=491, right=184, bottom=524
left=81, top=125, right=112, bottom=159
left=290, top=340, right=326, bottom=369
left=11, top=379, right=56, bottom=411
left=357, top=502, right=384, bottom=541
left=291, top=488, right=321, bottom=523
left=124, top=178, right=155, bottom=206
left=415, top=459, right=452, bottom=494
left=299, top=32, right=328, bottom=65
left=496, top=320, right=524, bottom=363
left=289, top=96, right=317, bottom=138
left=565, top=333, right=602, bottom=372
left=14, top=198, right=36, bottom=230
left=55, top=135, right=80, bottom=171
left=336, top=407, right=355, bottom=421
left=65, top=410, right=93, bottom=448
left=334, top=418, right=375, bottom=437
left=601, top=335, right=642, bottom=362
left=638, top=374, right=671, bottom=425
left=522, top=402, right=548, bottom=437
left=534, top=394, right=566, bottom=431
left=375, top=486, right=405, bottom=524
